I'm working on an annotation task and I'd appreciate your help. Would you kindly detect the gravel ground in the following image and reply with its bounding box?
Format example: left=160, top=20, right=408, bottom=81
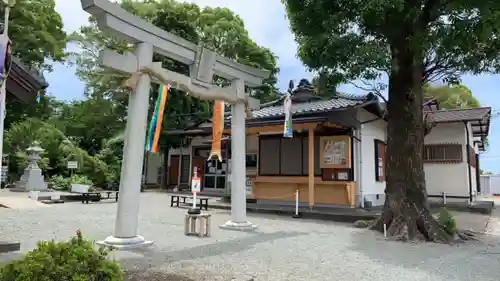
left=0, top=192, right=499, bottom=281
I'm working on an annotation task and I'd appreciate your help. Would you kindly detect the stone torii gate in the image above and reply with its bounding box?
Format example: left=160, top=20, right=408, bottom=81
left=81, top=0, right=270, bottom=248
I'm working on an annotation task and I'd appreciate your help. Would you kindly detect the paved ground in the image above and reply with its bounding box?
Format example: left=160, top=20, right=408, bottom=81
left=0, top=192, right=499, bottom=281
left=447, top=210, right=491, bottom=233
left=0, top=195, right=51, bottom=209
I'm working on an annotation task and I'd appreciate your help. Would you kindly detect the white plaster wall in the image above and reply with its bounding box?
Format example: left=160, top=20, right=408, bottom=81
left=424, top=122, right=469, bottom=197
left=146, top=152, right=163, bottom=184
left=355, top=110, right=475, bottom=205
left=358, top=109, right=387, bottom=207
left=467, top=122, right=477, bottom=196
left=247, top=134, right=259, bottom=152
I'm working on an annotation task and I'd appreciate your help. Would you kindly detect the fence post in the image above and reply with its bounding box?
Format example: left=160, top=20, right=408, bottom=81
left=292, top=189, right=301, bottom=218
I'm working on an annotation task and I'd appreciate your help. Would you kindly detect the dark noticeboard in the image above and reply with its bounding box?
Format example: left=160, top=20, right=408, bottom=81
left=321, top=168, right=353, bottom=181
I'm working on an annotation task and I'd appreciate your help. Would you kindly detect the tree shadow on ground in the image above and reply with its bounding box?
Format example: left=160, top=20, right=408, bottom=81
left=348, top=229, right=500, bottom=281
left=117, top=230, right=306, bottom=271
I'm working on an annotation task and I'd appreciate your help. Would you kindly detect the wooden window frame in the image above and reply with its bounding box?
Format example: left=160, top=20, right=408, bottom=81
left=258, top=134, right=322, bottom=177
left=423, top=144, right=463, bottom=163
left=374, top=139, right=386, bottom=182
left=280, top=137, right=304, bottom=175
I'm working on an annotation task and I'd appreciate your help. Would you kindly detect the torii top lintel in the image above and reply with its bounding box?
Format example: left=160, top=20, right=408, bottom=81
left=80, top=0, right=270, bottom=87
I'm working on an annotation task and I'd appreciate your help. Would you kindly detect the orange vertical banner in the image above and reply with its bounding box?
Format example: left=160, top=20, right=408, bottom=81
left=208, top=100, right=225, bottom=161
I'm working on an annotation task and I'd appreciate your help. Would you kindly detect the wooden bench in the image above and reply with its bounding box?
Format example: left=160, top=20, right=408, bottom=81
left=170, top=195, right=209, bottom=210
left=81, top=191, right=119, bottom=204
left=0, top=241, right=20, bottom=253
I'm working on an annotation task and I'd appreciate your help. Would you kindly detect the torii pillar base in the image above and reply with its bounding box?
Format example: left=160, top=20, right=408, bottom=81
left=97, top=235, right=153, bottom=250
left=219, top=221, right=258, bottom=232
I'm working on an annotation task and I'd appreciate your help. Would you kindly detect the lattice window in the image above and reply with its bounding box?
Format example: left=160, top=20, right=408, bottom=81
left=423, top=144, right=463, bottom=163
left=374, top=140, right=386, bottom=181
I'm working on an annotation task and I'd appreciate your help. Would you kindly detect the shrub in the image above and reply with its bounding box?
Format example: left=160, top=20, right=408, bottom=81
left=0, top=230, right=123, bottom=281
left=51, top=174, right=94, bottom=191
left=437, top=207, right=457, bottom=235
left=50, top=175, right=71, bottom=191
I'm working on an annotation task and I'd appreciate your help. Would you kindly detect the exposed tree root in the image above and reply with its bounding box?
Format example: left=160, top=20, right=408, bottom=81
left=354, top=199, right=476, bottom=243
left=369, top=211, right=451, bottom=243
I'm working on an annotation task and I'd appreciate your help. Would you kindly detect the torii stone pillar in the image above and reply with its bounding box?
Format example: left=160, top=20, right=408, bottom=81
left=220, top=79, right=253, bottom=230
left=81, top=0, right=269, bottom=248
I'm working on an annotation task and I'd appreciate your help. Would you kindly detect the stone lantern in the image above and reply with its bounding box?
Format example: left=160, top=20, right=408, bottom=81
left=12, top=141, right=47, bottom=191
left=26, top=141, right=44, bottom=169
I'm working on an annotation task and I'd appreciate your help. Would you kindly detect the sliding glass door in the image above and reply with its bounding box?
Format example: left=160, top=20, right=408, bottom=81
left=204, top=158, right=227, bottom=190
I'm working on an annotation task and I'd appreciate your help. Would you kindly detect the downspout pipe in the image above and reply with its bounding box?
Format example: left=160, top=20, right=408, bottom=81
left=355, top=128, right=364, bottom=208
left=464, top=121, right=473, bottom=204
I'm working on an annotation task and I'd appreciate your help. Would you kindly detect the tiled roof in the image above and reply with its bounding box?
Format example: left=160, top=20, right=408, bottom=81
left=11, top=56, right=48, bottom=89
left=249, top=94, right=371, bottom=120
left=426, top=107, right=491, bottom=123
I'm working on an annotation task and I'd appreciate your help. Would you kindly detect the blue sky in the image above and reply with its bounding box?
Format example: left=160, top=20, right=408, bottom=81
left=50, top=0, right=500, bottom=172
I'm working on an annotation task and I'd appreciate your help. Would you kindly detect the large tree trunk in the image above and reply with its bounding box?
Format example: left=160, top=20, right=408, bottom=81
left=370, top=45, right=452, bottom=242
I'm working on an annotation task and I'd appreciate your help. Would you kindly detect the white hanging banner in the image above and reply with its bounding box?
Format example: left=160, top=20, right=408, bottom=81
left=283, top=94, right=293, bottom=138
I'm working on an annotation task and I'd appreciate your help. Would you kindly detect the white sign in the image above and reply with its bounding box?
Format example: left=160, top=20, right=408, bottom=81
left=67, top=161, right=78, bottom=169
left=246, top=177, right=254, bottom=196
left=191, top=177, right=201, bottom=193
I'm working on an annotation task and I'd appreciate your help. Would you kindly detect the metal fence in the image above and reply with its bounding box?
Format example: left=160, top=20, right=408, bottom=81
left=480, top=175, right=500, bottom=196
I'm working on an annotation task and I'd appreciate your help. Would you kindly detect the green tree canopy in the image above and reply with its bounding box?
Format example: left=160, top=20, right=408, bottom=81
left=56, top=98, right=126, bottom=155
left=1, top=0, right=68, bottom=128
left=283, top=0, right=500, bottom=242
left=3, top=0, right=67, bottom=69
left=4, top=119, right=111, bottom=186
left=424, top=84, right=480, bottom=109
left=70, top=0, right=279, bottom=152
left=5, top=94, right=64, bottom=129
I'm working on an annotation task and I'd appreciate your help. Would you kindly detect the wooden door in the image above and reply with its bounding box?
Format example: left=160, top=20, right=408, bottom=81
left=169, top=155, right=179, bottom=186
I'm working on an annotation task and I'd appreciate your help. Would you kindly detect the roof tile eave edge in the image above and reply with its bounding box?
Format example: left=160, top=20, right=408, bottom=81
left=11, top=57, right=48, bottom=90
left=425, top=106, right=492, bottom=113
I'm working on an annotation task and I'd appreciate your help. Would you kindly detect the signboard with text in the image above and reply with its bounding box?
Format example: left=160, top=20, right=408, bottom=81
left=67, top=161, right=78, bottom=169
left=246, top=176, right=255, bottom=197
left=191, top=177, right=201, bottom=193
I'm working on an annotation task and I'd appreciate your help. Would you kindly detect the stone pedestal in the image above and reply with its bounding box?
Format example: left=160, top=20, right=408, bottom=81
left=185, top=214, right=211, bottom=237
left=12, top=141, right=47, bottom=192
